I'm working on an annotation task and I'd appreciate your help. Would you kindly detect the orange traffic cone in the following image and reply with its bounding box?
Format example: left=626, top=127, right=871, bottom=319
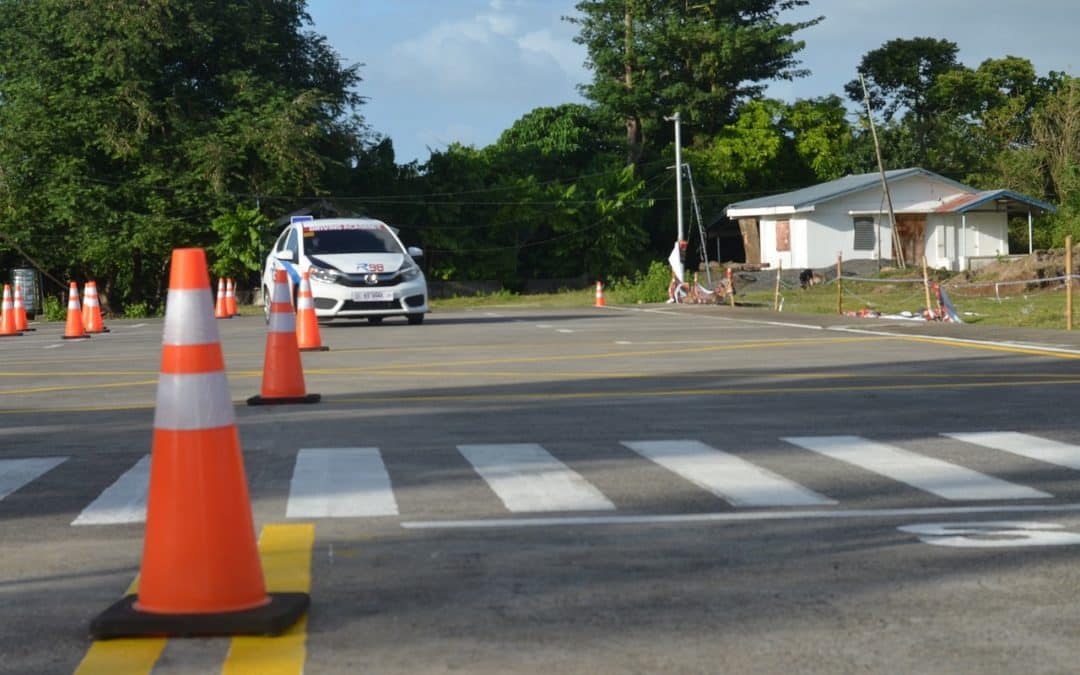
left=225, top=278, right=238, bottom=317
left=247, top=267, right=320, bottom=405
left=214, top=277, right=229, bottom=319
left=296, top=271, right=328, bottom=352
left=0, top=285, right=21, bottom=337
left=594, top=280, right=606, bottom=307
left=13, top=284, right=32, bottom=332
left=89, top=248, right=308, bottom=639
left=62, top=282, right=89, bottom=340
left=82, top=281, right=109, bottom=333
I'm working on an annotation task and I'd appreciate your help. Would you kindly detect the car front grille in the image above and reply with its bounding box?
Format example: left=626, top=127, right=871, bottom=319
left=340, top=300, right=401, bottom=311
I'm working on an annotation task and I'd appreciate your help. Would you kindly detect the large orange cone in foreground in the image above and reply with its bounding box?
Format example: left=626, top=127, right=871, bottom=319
left=62, top=282, right=90, bottom=340
left=295, top=271, right=328, bottom=352
left=0, top=285, right=21, bottom=337
left=247, top=267, right=320, bottom=405
left=82, top=281, right=109, bottom=333
left=89, top=248, right=308, bottom=639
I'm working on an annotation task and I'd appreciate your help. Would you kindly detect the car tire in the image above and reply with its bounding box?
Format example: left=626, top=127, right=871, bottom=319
left=407, top=314, right=424, bottom=325
left=367, top=316, right=383, bottom=325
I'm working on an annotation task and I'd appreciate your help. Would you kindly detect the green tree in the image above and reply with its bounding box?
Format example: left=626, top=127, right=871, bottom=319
left=569, top=0, right=820, bottom=166
left=845, top=37, right=963, bottom=168
left=0, top=0, right=365, bottom=312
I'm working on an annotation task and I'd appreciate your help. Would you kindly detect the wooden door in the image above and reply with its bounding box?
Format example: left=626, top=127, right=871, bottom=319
left=894, top=214, right=926, bottom=266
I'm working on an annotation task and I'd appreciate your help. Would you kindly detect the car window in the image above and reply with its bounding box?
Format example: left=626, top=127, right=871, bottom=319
left=274, top=229, right=290, bottom=253
left=285, top=227, right=299, bottom=256
left=305, top=228, right=402, bottom=255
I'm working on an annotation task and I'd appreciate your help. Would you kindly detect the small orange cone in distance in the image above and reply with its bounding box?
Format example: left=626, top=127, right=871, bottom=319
left=247, top=267, right=320, bottom=405
left=295, top=271, right=328, bottom=352
left=62, top=282, right=89, bottom=340
left=214, top=277, right=229, bottom=319
left=225, top=278, right=238, bottom=317
left=13, top=284, right=32, bottom=331
left=82, top=281, right=109, bottom=333
left=594, top=280, right=606, bottom=307
left=89, top=248, right=308, bottom=639
left=0, top=285, right=21, bottom=337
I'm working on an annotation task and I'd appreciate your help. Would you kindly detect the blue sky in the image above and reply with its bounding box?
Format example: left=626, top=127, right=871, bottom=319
left=306, top=0, right=1078, bottom=165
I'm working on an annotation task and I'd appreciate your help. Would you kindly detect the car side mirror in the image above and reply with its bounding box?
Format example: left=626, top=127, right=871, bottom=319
left=275, top=249, right=297, bottom=263
left=407, top=246, right=424, bottom=259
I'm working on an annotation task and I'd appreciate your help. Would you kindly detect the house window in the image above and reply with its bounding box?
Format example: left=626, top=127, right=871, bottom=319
left=776, top=220, right=790, bottom=252
left=853, top=217, right=875, bottom=251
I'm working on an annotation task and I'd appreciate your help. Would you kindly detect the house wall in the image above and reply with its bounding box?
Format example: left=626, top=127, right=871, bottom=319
left=753, top=175, right=1013, bottom=269
left=928, top=212, right=1009, bottom=270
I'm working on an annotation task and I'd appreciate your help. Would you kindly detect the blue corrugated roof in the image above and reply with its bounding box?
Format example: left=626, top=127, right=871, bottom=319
left=725, top=168, right=972, bottom=214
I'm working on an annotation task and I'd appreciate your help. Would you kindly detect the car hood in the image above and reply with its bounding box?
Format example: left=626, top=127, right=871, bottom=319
left=309, top=253, right=406, bottom=274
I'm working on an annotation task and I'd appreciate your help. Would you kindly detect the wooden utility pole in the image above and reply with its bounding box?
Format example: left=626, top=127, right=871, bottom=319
left=623, top=3, right=643, bottom=168
left=860, top=74, right=905, bottom=268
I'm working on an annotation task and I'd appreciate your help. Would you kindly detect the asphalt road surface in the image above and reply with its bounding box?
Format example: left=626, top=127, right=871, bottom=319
left=4, top=304, right=1080, bottom=674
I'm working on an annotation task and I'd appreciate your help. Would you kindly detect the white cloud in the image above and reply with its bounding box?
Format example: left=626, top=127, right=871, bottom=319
left=384, top=2, right=584, bottom=104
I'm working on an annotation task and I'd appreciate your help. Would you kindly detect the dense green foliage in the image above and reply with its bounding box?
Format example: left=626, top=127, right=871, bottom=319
left=0, top=1, right=1076, bottom=313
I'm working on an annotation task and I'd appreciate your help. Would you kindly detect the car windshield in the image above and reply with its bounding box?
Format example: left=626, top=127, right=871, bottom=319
left=304, top=227, right=401, bottom=255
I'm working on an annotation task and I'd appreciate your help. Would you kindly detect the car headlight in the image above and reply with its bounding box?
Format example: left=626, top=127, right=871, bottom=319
left=399, top=264, right=422, bottom=282
left=308, top=266, right=342, bottom=284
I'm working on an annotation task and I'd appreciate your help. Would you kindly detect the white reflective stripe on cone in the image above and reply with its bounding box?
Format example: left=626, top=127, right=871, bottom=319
left=269, top=310, right=296, bottom=333
left=296, top=295, right=314, bottom=310
left=162, top=289, right=220, bottom=346
left=153, top=372, right=236, bottom=430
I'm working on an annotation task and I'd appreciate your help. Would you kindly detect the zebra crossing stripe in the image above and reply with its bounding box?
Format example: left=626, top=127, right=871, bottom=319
left=944, top=432, right=1080, bottom=471
left=0, top=457, right=66, bottom=501
left=458, top=443, right=615, bottom=513
left=623, top=440, right=835, bottom=507
left=782, top=436, right=1051, bottom=501
left=287, top=448, right=398, bottom=518
left=72, top=455, right=151, bottom=525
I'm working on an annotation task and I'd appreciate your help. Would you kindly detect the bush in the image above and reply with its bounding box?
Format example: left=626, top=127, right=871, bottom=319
left=41, top=294, right=66, bottom=322
left=122, top=302, right=158, bottom=318
left=609, top=260, right=673, bottom=304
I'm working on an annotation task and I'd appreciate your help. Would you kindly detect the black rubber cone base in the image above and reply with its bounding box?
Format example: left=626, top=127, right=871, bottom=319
left=299, top=345, right=330, bottom=352
left=87, top=328, right=110, bottom=334
left=61, top=334, right=90, bottom=340
left=90, top=592, right=310, bottom=639
left=247, top=392, right=321, bottom=406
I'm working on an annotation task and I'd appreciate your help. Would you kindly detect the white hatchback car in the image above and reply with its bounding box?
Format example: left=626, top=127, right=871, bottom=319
left=262, top=217, right=428, bottom=324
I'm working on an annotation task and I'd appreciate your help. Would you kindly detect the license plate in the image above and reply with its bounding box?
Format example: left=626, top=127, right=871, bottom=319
left=351, top=290, right=394, bottom=302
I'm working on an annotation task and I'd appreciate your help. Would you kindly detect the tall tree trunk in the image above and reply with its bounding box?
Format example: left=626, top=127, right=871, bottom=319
left=624, top=2, right=643, bottom=169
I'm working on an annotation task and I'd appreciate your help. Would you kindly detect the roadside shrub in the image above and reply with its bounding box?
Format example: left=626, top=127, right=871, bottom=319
left=609, top=260, right=672, bottom=304
left=41, top=294, right=66, bottom=322
left=122, top=302, right=157, bottom=318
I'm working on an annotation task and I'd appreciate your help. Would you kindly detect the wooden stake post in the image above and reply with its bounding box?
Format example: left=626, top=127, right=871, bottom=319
left=922, top=256, right=934, bottom=320
left=1067, top=235, right=1073, bottom=331
left=836, top=254, right=843, bottom=314
left=773, top=261, right=782, bottom=311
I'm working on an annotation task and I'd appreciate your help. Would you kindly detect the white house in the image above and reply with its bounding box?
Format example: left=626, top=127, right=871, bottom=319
left=723, top=168, right=1055, bottom=271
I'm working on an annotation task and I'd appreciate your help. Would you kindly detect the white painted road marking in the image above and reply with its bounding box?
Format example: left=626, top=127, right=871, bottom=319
left=944, top=432, right=1080, bottom=471
left=402, top=503, right=1080, bottom=530
left=287, top=447, right=398, bottom=518
left=783, top=435, right=1051, bottom=501
left=458, top=443, right=615, bottom=513
left=72, top=455, right=150, bottom=525
left=623, top=440, right=835, bottom=507
left=898, top=521, right=1080, bottom=548
left=0, top=457, right=66, bottom=501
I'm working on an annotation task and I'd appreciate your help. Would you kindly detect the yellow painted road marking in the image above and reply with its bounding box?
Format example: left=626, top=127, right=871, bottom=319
left=73, top=577, right=166, bottom=675
left=74, top=525, right=314, bottom=675
left=222, top=523, right=315, bottom=675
